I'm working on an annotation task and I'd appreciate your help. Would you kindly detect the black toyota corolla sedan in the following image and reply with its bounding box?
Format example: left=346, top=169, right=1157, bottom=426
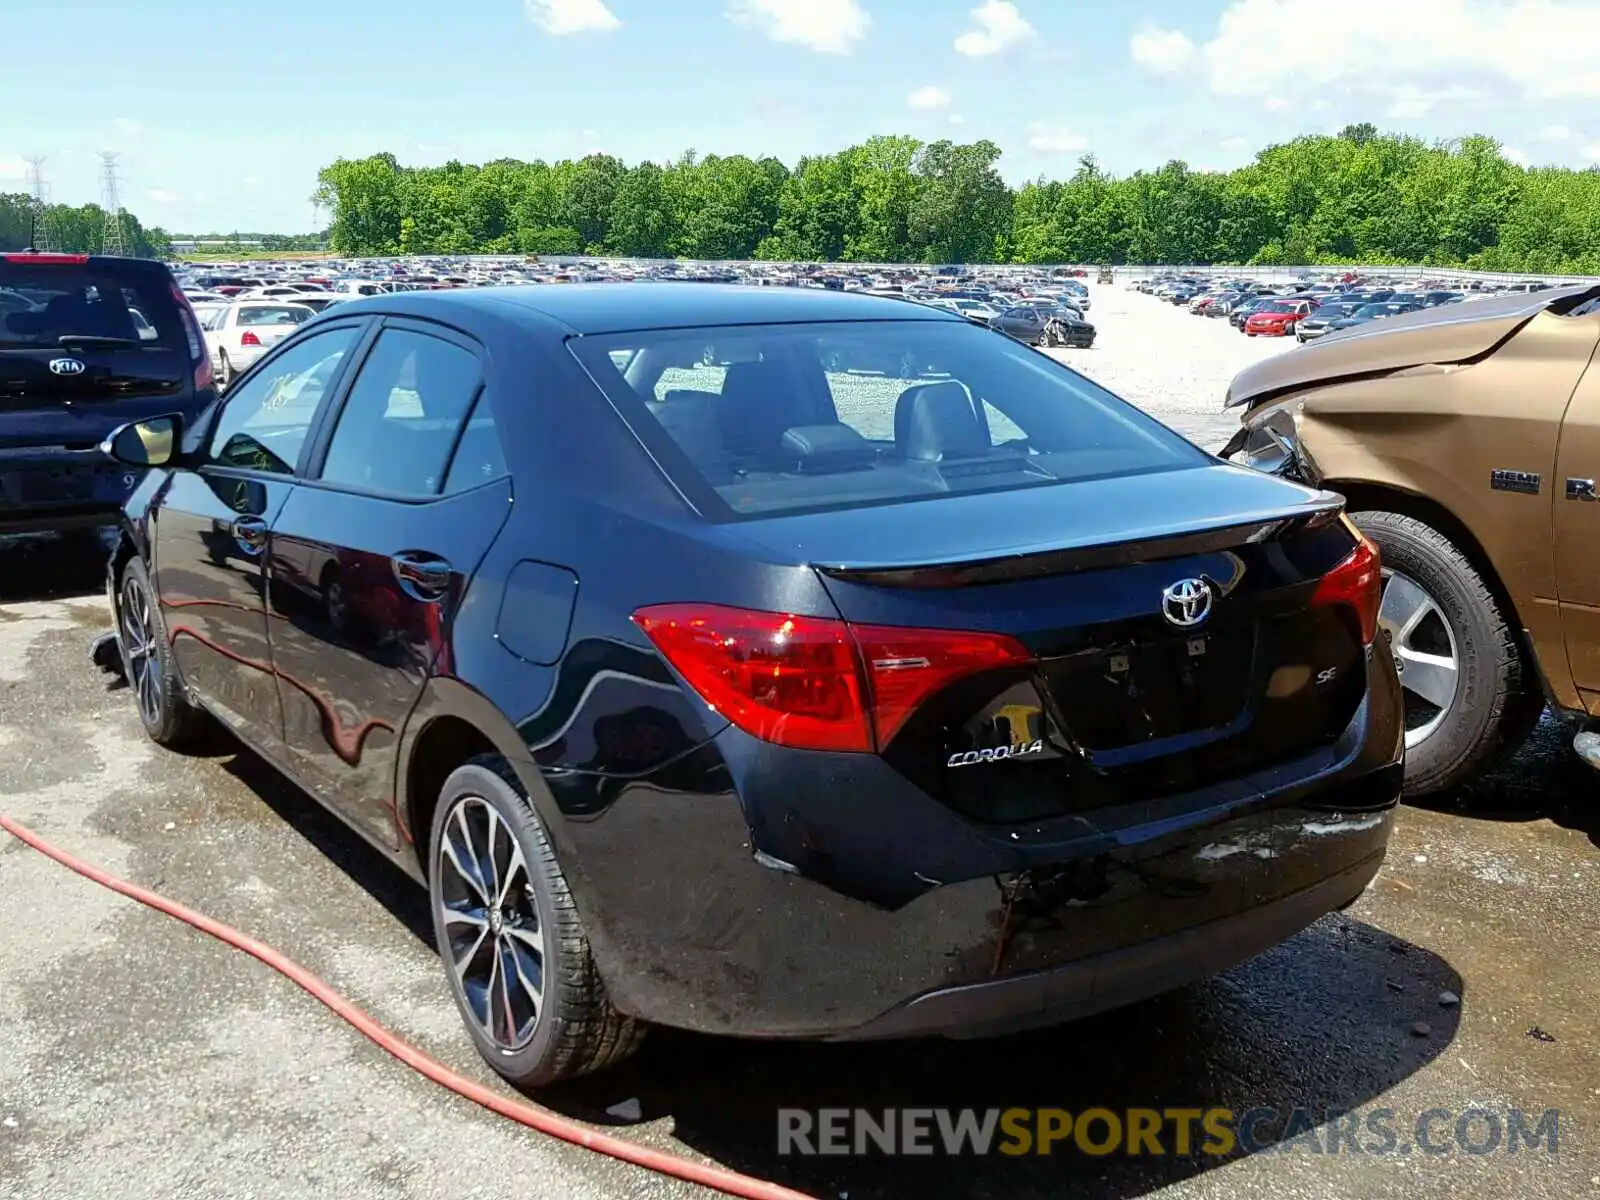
left=98, top=284, right=1404, bottom=1086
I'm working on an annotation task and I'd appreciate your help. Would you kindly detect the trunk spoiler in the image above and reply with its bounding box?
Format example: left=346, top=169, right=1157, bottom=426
left=815, top=493, right=1346, bottom=589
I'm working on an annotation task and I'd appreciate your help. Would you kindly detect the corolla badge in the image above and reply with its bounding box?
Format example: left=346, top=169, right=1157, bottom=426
left=1161, top=578, right=1213, bottom=628
left=48, top=357, right=87, bottom=376
left=947, top=740, right=1045, bottom=768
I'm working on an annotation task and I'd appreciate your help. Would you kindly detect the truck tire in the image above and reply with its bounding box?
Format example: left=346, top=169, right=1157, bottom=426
left=1353, top=510, right=1543, bottom=797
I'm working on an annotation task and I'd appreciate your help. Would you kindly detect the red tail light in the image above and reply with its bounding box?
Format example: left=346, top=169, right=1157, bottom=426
left=1312, top=522, right=1382, bottom=645
left=240, top=330, right=261, bottom=347
left=2, top=252, right=89, bottom=264
left=632, top=604, right=1031, bottom=753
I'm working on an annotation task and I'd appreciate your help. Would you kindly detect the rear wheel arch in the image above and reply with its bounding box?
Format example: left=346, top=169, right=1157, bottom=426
left=396, top=681, right=567, bottom=879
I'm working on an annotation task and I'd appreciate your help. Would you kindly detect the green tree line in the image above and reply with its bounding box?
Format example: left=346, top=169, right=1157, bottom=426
left=314, top=125, right=1600, bottom=273
left=0, top=193, right=170, bottom=259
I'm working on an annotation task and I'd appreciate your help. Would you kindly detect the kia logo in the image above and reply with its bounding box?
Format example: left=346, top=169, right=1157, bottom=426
left=49, top=357, right=87, bottom=377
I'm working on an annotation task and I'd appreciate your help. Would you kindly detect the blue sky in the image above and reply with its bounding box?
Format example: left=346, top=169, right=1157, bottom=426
left=5, top=0, right=1600, bottom=233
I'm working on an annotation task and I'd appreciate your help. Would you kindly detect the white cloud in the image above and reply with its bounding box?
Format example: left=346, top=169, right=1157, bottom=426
left=954, top=0, right=1033, bottom=56
left=1584, top=140, right=1600, bottom=161
left=144, top=188, right=181, bottom=204
left=1027, top=124, right=1088, bottom=153
left=1220, top=135, right=1250, bottom=150
left=908, top=85, right=953, bottom=110
left=1539, top=123, right=1573, bottom=140
left=1130, top=24, right=1195, bottom=74
left=524, top=0, right=620, bottom=35
left=949, top=113, right=966, bottom=125
left=1264, top=96, right=1290, bottom=111
left=1384, top=82, right=1485, bottom=118
left=1175, top=0, right=1600, bottom=111
left=242, top=174, right=262, bottom=188
left=1503, top=146, right=1530, bottom=165
left=110, top=118, right=143, bottom=139
left=0, top=154, right=27, bottom=181
left=726, top=0, right=870, bottom=54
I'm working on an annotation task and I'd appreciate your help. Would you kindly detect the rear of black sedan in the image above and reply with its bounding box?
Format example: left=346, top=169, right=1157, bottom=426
left=103, top=284, right=1403, bottom=1087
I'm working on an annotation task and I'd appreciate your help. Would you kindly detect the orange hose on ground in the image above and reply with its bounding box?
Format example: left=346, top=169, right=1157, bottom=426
left=0, top=814, right=817, bottom=1200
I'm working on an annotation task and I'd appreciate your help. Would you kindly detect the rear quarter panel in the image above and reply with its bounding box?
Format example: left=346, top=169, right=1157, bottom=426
left=1290, top=310, right=1600, bottom=710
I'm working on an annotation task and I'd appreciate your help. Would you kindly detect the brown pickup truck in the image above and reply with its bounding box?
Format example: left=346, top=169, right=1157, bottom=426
left=1222, top=284, right=1600, bottom=795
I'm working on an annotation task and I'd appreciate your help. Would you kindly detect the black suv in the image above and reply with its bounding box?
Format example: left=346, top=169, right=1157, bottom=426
left=0, top=252, right=214, bottom=534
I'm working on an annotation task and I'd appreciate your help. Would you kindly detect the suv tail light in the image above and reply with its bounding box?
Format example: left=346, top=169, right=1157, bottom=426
left=1312, top=520, right=1382, bottom=645
left=240, top=330, right=262, bottom=347
left=168, top=281, right=213, bottom=391
left=632, top=604, right=1031, bottom=753
left=2, top=252, right=89, bottom=265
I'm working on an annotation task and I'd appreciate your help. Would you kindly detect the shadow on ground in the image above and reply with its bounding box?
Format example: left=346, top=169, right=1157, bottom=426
left=0, top=529, right=114, bottom=604
left=219, top=734, right=1462, bottom=1200
left=1410, top=711, right=1600, bottom=847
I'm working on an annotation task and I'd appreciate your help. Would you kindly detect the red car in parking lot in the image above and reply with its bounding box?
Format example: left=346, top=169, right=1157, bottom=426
left=1245, top=299, right=1317, bottom=337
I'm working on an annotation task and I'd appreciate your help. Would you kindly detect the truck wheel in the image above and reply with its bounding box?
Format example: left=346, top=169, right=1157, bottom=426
left=1353, top=511, right=1543, bottom=797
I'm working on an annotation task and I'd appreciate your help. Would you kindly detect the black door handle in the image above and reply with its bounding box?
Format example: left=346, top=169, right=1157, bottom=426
left=391, top=552, right=453, bottom=602
left=230, top=514, right=268, bottom=552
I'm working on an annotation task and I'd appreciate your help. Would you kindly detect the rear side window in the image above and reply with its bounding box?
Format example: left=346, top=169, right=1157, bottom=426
left=319, top=329, right=482, bottom=496
left=0, top=261, right=185, bottom=351
left=570, top=319, right=1205, bottom=519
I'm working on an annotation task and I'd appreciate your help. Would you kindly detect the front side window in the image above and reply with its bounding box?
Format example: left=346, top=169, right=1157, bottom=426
left=207, top=326, right=359, bottom=474
left=319, top=329, right=482, bottom=495
left=571, top=319, right=1207, bottom=519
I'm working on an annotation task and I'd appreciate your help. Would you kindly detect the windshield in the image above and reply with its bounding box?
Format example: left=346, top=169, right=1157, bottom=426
left=570, top=319, right=1208, bottom=520
left=0, top=263, right=185, bottom=350
left=1260, top=301, right=1300, bottom=314
left=1353, top=304, right=1392, bottom=317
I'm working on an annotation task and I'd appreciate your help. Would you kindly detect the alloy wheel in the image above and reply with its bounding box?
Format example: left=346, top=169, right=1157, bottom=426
left=1377, top=566, right=1461, bottom=749
left=120, top=574, right=163, bottom=727
left=436, top=796, right=547, bottom=1053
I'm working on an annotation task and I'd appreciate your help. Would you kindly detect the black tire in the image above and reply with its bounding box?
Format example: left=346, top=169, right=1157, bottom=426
left=217, top=350, right=233, bottom=390
left=320, top=565, right=349, bottom=635
left=1353, top=511, right=1543, bottom=797
left=428, top=754, right=645, bottom=1087
left=117, top=557, right=213, bottom=750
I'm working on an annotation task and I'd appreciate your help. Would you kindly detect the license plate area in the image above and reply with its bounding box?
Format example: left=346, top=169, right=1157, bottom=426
left=1041, top=621, right=1256, bottom=752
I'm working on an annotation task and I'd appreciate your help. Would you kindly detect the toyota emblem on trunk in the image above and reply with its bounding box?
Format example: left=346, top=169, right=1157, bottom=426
left=49, top=357, right=86, bottom=376
left=1161, top=578, right=1213, bottom=628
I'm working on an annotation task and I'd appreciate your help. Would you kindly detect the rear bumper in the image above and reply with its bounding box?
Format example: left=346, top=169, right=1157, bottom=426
left=543, top=650, right=1405, bottom=1040
left=837, top=853, right=1380, bottom=1041
left=0, top=446, right=142, bottom=533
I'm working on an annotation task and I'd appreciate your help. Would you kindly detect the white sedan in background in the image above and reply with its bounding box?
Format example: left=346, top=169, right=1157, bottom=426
left=202, top=300, right=316, bottom=388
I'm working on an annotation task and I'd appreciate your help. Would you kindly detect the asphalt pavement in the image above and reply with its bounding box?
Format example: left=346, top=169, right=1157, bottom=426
left=1, top=516, right=1596, bottom=1199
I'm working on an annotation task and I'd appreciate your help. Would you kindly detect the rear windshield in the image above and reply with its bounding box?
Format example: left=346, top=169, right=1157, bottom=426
left=236, top=305, right=314, bottom=327
left=570, top=319, right=1208, bottom=519
left=0, top=262, right=184, bottom=351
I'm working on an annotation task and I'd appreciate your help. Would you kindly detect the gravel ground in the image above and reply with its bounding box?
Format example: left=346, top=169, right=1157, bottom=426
left=1045, top=285, right=1292, bottom=450
left=1, top=288, right=1595, bottom=1200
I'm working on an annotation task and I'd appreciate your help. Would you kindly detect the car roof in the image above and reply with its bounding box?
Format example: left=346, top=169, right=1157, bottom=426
left=329, top=282, right=963, bottom=335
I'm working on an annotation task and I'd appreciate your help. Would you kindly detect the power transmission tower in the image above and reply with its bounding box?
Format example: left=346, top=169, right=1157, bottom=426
left=100, top=151, right=127, bottom=256
left=24, top=156, right=54, bottom=251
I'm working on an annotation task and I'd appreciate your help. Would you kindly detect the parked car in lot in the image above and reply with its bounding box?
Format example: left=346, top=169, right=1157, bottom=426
left=0, top=251, right=214, bottom=534
left=989, top=303, right=1095, bottom=347
left=201, top=300, right=316, bottom=387
left=1222, top=283, right=1600, bottom=795
left=1322, top=300, right=1423, bottom=334
left=99, top=284, right=1401, bottom=1086
left=1245, top=299, right=1318, bottom=337
left=1295, top=302, right=1361, bottom=342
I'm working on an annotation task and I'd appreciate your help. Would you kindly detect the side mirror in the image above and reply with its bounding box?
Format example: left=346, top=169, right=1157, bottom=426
left=101, top=415, right=183, bottom=468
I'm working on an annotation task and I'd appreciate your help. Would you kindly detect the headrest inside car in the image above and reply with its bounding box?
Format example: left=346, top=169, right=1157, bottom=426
left=779, top=424, right=876, bottom=471
left=894, top=382, right=989, bottom=462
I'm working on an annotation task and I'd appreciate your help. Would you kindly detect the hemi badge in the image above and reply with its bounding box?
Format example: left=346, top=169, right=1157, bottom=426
left=1490, top=469, right=1541, bottom=496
